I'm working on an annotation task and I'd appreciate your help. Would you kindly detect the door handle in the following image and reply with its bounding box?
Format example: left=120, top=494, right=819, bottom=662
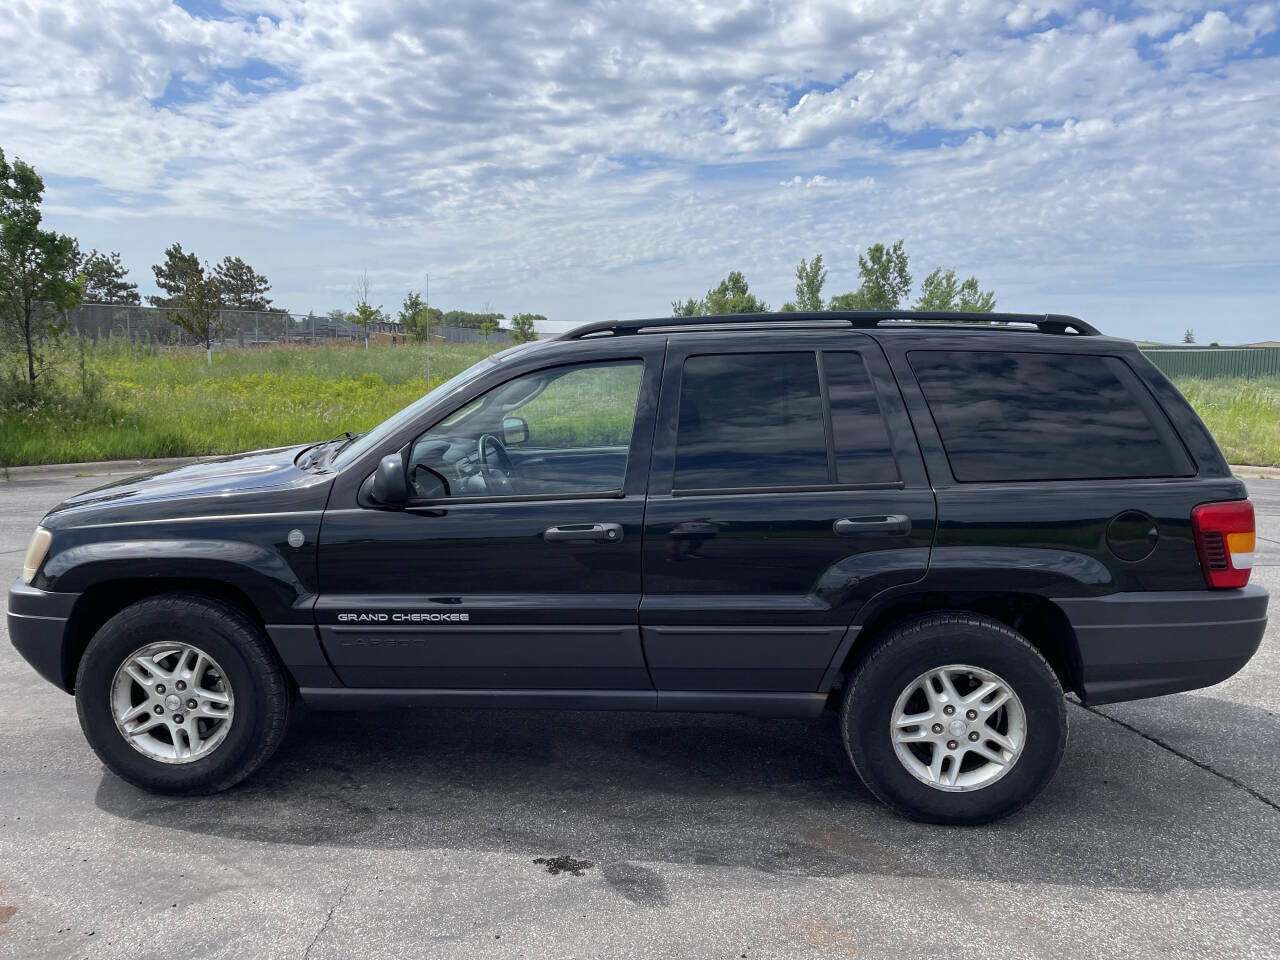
left=833, top=515, right=911, bottom=536
left=543, top=523, right=624, bottom=544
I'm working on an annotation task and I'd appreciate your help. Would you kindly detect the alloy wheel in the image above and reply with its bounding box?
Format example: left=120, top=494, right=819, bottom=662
left=889, top=663, right=1027, bottom=792
left=110, top=641, right=235, bottom=764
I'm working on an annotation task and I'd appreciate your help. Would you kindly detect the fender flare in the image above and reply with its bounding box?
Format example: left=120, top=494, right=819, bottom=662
left=817, top=546, right=1112, bottom=692
left=46, top=538, right=313, bottom=624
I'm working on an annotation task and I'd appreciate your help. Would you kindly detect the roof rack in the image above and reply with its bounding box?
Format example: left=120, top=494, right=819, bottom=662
left=561, top=311, right=1101, bottom=340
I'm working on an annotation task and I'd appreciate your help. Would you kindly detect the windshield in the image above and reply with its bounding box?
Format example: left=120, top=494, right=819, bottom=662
left=330, top=355, right=500, bottom=468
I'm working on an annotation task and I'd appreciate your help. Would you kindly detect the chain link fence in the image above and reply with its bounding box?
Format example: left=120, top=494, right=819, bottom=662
left=41, top=305, right=1279, bottom=373
left=67, top=303, right=381, bottom=345
left=62, top=303, right=512, bottom=348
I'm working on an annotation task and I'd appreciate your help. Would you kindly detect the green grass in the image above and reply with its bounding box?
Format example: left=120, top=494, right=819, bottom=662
left=0, top=341, right=495, bottom=466
left=515, top=362, right=642, bottom=447
left=2, top=344, right=1278, bottom=468
left=1174, top=377, right=1280, bottom=468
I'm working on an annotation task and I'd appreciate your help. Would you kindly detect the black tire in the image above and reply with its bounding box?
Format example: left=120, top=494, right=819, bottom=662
left=74, top=594, right=293, bottom=795
left=841, top=612, right=1067, bottom=825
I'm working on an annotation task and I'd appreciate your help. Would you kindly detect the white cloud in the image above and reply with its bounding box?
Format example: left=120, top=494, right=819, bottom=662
left=1162, top=7, right=1276, bottom=68
left=0, top=0, right=1276, bottom=341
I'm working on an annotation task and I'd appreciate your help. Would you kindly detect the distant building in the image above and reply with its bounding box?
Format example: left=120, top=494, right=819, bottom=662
left=369, top=318, right=408, bottom=345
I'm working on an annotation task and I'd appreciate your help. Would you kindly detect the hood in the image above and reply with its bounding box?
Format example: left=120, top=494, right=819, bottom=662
left=43, top=444, right=331, bottom=526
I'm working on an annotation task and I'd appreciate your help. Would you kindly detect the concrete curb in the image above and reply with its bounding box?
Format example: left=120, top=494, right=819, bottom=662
left=1231, top=464, right=1280, bottom=479
left=0, top=456, right=205, bottom=482
left=3, top=455, right=1277, bottom=482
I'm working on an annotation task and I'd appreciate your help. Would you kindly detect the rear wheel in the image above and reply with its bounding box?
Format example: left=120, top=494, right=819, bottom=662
left=75, top=594, right=292, bottom=794
left=841, top=613, right=1067, bottom=824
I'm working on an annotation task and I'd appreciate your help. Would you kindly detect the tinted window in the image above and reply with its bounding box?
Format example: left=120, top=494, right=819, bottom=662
left=675, top=353, right=828, bottom=490
left=823, top=352, right=899, bottom=484
left=909, top=350, right=1191, bottom=482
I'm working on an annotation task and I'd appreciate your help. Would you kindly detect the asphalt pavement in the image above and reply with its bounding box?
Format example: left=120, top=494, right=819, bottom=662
left=0, top=474, right=1277, bottom=960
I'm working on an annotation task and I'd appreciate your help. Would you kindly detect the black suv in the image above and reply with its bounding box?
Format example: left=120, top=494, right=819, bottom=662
left=8, top=312, right=1268, bottom=823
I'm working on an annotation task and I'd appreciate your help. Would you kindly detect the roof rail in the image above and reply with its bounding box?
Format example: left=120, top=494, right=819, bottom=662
left=561, top=311, right=1101, bottom=340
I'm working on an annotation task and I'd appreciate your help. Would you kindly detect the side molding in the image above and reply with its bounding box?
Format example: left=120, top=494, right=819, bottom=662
left=300, top=687, right=828, bottom=717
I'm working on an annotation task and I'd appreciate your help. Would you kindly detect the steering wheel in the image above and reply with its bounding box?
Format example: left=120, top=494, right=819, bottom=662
left=477, top=434, right=517, bottom=494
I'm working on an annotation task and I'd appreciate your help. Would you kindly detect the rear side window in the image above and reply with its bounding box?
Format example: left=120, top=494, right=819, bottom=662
left=674, top=352, right=828, bottom=490
left=909, top=350, right=1193, bottom=482
left=823, top=352, right=899, bottom=484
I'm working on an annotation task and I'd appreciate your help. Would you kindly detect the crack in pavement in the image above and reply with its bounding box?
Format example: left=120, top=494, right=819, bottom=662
left=303, top=882, right=351, bottom=959
left=1079, top=703, right=1280, bottom=815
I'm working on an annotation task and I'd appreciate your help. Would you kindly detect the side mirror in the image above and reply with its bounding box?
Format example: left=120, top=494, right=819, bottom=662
left=502, top=416, right=530, bottom=446
left=371, top=453, right=408, bottom=506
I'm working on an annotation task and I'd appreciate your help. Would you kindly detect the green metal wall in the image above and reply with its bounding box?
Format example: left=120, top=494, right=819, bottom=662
left=1141, top=348, right=1280, bottom=379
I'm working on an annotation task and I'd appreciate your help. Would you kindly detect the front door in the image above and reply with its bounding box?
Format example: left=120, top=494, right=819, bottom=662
left=640, top=330, right=937, bottom=693
left=316, top=342, right=663, bottom=692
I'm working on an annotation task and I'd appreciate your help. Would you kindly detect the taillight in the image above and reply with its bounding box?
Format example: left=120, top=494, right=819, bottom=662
left=1191, top=500, right=1255, bottom=589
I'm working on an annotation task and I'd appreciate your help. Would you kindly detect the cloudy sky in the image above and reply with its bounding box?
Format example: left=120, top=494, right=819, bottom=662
left=3, top=0, right=1277, bottom=341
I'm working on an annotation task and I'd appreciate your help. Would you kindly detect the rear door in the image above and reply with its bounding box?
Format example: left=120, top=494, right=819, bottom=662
left=640, top=330, right=936, bottom=692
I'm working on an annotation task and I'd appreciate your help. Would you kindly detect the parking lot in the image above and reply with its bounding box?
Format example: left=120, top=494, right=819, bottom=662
left=1, top=471, right=1277, bottom=960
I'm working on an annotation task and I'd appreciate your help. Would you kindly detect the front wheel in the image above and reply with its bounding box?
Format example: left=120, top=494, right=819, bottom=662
left=75, top=594, right=293, bottom=794
left=841, top=613, right=1067, bottom=825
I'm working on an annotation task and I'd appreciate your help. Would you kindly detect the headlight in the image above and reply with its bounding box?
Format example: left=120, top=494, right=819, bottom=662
left=21, top=527, right=51, bottom=584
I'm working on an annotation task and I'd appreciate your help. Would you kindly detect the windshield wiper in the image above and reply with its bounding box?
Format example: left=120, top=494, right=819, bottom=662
left=323, top=432, right=360, bottom=465
left=294, top=442, right=324, bottom=469
left=298, top=432, right=355, bottom=470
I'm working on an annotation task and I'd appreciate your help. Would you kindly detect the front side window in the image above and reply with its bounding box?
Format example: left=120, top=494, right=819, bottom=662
left=909, top=350, right=1193, bottom=482
left=407, top=360, right=643, bottom=499
left=674, top=352, right=828, bottom=490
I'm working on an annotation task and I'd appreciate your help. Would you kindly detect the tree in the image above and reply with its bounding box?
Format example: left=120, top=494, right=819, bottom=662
left=167, top=263, right=224, bottom=365
left=783, top=254, right=827, bottom=312
left=672, top=270, right=769, bottom=316
left=439, top=308, right=504, bottom=330
left=828, top=240, right=912, bottom=311
left=80, top=250, right=140, bottom=305
left=213, top=256, right=272, bottom=311
left=914, top=268, right=959, bottom=312
left=148, top=243, right=224, bottom=360
left=1183, top=329, right=1196, bottom=344
left=915, top=267, right=996, bottom=312
left=347, top=271, right=385, bottom=348
left=398, top=290, right=425, bottom=332
left=148, top=242, right=202, bottom=308
left=509, top=312, right=541, bottom=343
left=397, top=290, right=443, bottom=341
left=476, top=303, right=502, bottom=343
left=704, top=271, right=769, bottom=314
left=417, top=306, right=444, bottom=339
left=0, top=149, right=82, bottom=386
left=956, top=275, right=997, bottom=312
